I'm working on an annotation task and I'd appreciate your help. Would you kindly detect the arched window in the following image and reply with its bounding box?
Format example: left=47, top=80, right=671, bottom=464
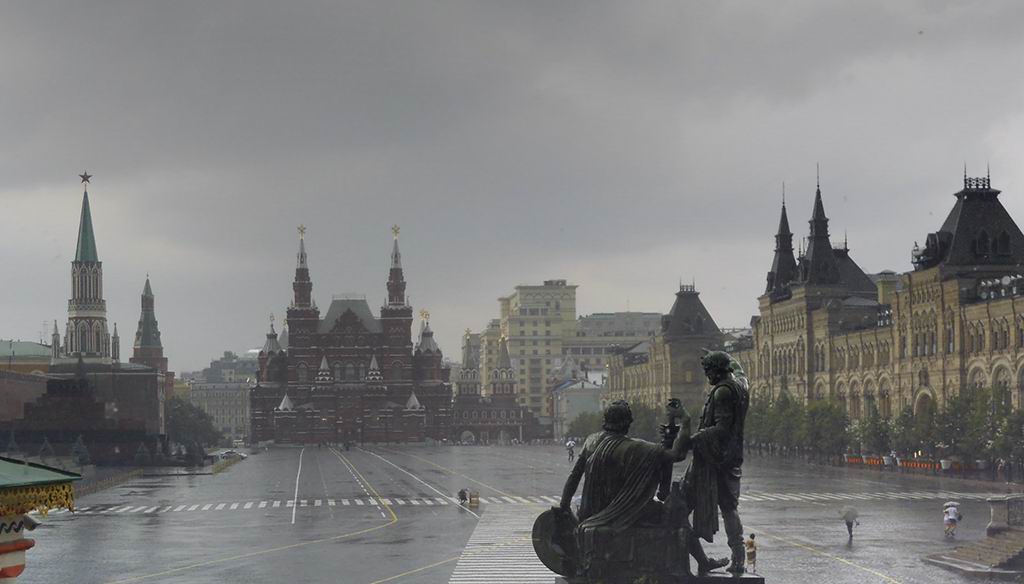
left=345, top=363, right=356, bottom=380
left=297, top=363, right=308, bottom=383
left=78, top=323, right=88, bottom=353
left=390, top=361, right=403, bottom=380
left=333, top=362, right=343, bottom=380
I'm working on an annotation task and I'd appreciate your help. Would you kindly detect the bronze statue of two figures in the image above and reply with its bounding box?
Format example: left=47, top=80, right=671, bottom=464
left=533, top=351, right=765, bottom=583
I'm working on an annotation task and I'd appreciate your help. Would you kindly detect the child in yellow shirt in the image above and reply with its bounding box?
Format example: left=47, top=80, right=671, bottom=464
left=745, top=533, right=757, bottom=574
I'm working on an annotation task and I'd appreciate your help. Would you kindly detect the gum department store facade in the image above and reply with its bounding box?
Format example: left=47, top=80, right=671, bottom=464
left=730, top=173, right=1024, bottom=419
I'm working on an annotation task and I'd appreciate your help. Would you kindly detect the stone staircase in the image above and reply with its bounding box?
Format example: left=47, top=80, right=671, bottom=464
left=931, top=530, right=1024, bottom=572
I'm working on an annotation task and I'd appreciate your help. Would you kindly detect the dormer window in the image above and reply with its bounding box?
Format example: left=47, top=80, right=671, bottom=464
left=998, top=231, right=1011, bottom=255
left=975, top=230, right=991, bottom=256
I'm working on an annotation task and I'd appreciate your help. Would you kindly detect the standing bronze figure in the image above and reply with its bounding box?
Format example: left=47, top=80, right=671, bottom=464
left=684, top=350, right=751, bottom=575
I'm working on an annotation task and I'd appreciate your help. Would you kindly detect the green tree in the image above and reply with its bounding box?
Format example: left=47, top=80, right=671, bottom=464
left=567, top=411, right=602, bottom=439
left=891, top=406, right=915, bottom=456
left=861, top=401, right=891, bottom=455
left=769, top=393, right=805, bottom=454
left=166, top=396, right=223, bottom=448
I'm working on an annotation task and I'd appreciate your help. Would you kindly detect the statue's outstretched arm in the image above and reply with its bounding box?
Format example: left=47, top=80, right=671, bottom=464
left=559, top=454, right=586, bottom=510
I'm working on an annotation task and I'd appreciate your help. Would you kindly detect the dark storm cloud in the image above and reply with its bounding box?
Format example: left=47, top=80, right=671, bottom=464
left=3, top=1, right=1024, bottom=369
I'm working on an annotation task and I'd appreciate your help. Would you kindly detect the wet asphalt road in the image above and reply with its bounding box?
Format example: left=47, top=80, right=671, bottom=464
left=24, top=444, right=1012, bottom=584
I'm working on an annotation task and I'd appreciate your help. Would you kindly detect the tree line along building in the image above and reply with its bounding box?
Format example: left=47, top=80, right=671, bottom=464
left=729, top=173, right=1024, bottom=419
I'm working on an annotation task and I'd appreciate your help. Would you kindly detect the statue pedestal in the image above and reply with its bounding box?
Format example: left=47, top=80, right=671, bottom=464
left=555, top=574, right=765, bottom=584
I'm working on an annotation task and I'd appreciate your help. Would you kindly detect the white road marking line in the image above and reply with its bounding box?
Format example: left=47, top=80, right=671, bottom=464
left=173, top=504, right=187, bottom=512
left=314, top=499, right=322, bottom=507
left=300, top=499, right=308, bottom=507
left=435, top=497, right=450, bottom=505
left=258, top=501, right=268, bottom=509
left=356, top=499, right=365, bottom=506
left=341, top=499, right=350, bottom=505
left=187, top=505, right=199, bottom=511
left=286, top=500, right=295, bottom=507
left=230, top=503, right=240, bottom=510
left=359, top=447, right=481, bottom=518
left=424, top=499, right=434, bottom=506
left=410, top=500, right=420, bottom=506
left=272, top=501, right=281, bottom=508
left=215, top=503, right=226, bottom=511
left=201, top=504, right=213, bottom=511
left=395, top=499, right=406, bottom=505
left=327, top=499, right=336, bottom=506
left=244, top=502, right=254, bottom=510
left=291, top=447, right=305, bottom=525
left=380, top=499, right=392, bottom=505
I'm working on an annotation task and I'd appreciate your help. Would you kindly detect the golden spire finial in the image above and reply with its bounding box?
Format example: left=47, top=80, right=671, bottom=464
left=298, top=224, right=306, bottom=239
left=464, top=328, right=472, bottom=336
left=419, top=309, right=430, bottom=322
left=392, top=224, right=400, bottom=239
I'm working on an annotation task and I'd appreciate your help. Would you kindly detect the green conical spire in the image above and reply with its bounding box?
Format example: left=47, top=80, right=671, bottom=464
left=75, top=190, right=99, bottom=262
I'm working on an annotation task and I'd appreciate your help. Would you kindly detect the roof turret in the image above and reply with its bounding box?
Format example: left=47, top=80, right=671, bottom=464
left=496, top=336, right=512, bottom=369
left=416, top=314, right=440, bottom=353
left=766, top=195, right=798, bottom=296
left=405, top=390, right=423, bottom=410
left=277, top=394, right=294, bottom=411
left=366, top=354, right=384, bottom=382
left=315, top=356, right=333, bottom=383
left=133, top=276, right=163, bottom=349
left=262, top=319, right=282, bottom=354
left=800, top=184, right=842, bottom=285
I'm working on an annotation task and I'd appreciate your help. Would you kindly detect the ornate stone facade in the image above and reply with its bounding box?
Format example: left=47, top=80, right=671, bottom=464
left=250, top=228, right=453, bottom=444
left=731, top=175, right=1024, bottom=418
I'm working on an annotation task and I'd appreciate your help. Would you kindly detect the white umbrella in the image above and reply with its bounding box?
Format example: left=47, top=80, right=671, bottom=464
left=840, top=506, right=859, bottom=522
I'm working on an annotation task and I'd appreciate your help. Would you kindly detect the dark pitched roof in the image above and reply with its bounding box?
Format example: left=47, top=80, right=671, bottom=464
left=663, top=286, right=721, bottom=342
left=832, top=248, right=878, bottom=298
left=319, top=298, right=382, bottom=334
left=75, top=191, right=99, bottom=262
left=914, top=178, right=1024, bottom=270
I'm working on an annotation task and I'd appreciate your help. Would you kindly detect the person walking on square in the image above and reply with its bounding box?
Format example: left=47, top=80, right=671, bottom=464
left=841, top=506, right=859, bottom=540
left=744, top=533, right=757, bottom=574
left=566, top=439, right=576, bottom=462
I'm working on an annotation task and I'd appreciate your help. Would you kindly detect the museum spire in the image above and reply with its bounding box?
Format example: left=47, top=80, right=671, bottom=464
left=386, top=225, right=407, bottom=306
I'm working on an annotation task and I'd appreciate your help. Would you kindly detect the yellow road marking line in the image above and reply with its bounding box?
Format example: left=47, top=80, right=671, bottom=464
left=105, top=449, right=398, bottom=584
left=369, top=556, right=460, bottom=583
left=330, top=447, right=399, bottom=523
left=757, top=529, right=903, bottom=584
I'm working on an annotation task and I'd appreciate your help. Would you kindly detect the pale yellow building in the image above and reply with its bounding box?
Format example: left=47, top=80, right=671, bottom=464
left=732, top=175, right=1024, bottom=419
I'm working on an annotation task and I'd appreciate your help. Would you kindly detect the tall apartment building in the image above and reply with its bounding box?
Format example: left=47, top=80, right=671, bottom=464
left=473, top=281, right=664, bottom=417
left=564, top=312, right=663, bottom=373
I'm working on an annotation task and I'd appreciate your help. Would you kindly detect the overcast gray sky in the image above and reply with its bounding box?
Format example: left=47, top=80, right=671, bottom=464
left=3, top=1, right=1024, bottom=371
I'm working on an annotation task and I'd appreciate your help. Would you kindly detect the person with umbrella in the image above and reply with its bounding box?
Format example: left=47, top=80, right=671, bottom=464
left=840, top=506, right=859, bottom=540
left=944, top=501, right=962, bottom=538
